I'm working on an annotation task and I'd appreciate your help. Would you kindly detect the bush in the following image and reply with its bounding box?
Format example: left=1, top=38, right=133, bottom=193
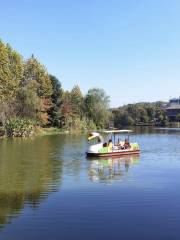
left=0, top=127, right=5, bottom=137
left=62, top=116, right=97, bottom=132
left=5, top=118, right=35, bottom=137
left=86, top=119, right=97, bottom=130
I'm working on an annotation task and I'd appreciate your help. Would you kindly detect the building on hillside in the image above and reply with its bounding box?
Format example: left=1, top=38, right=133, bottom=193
left=165, top=97, right=180, bottom=121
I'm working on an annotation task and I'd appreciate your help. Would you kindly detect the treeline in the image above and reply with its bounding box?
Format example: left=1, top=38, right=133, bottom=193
left=112, top=102, right=168, bottom=127
left=0, top=40, right=110, bottom=136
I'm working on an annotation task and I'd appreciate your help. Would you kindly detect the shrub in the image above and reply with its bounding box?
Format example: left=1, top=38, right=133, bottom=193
left=0, top=127, right=5, bottom=137
left=62, top=116, right=97, bottom=132
left=5, top=118, right=35, bottom=137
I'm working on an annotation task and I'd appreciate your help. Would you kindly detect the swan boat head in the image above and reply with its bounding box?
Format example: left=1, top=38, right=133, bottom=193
left=87, top=132, right=103, bottom=154
left=88, top=132, right=102, bottom=141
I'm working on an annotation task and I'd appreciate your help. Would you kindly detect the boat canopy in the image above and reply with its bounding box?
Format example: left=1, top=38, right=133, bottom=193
left=103, top=130, right=133, bottom=134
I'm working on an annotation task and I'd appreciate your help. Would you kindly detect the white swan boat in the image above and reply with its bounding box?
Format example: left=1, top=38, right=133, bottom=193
left=86, top=130, right=140, bottom=157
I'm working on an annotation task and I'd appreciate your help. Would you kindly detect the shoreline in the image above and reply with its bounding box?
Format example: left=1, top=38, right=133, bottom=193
left=1, top=124, right=180, bottom=139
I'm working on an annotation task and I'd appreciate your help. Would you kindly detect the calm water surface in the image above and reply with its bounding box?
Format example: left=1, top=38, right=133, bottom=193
left=0, top=128, right=180, bottom=239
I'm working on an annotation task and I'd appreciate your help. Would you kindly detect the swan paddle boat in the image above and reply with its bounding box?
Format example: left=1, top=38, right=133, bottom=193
left=86, top=130, right=140, bottom=157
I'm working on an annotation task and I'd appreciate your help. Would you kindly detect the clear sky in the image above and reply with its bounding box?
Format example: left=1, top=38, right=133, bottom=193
left=1, top=0, right=180, bottom=107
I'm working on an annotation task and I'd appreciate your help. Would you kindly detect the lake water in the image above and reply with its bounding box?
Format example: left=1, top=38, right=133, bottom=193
left=0, top=128, right=180, bottom=240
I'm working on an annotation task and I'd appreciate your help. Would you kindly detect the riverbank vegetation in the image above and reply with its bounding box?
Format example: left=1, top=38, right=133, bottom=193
left=0, top=40, right=110, bottom=137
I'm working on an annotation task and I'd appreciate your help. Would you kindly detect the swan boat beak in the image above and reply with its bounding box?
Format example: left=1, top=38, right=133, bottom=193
left=88, top=136, right=94, bottom=141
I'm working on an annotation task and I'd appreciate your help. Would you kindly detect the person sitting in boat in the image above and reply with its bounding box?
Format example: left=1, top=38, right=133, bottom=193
left=108, top=139, right=113, bottom=151
left=103, top=142, right=108, bottom=147
left=97, top=137, right=101, bottom=143
left=123, top=138, right=131, bottom=149
left=117, top=138, right=122, bottom=149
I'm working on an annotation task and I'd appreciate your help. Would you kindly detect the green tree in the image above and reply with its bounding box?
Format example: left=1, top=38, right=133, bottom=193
left=6, top=43, right=23, bottom=91
left=59, top=91, right=73, bottom=128
left=22, top=55, right=53, bottom=125
left=15, top=83, right=40, bottom=119
left=113, top=109, right=135, bottom=127
left=70, top=85, right=83, bottom=117
left=23, top=55, right=52, bottom=97
left=0, top=41, right=23, bottom=100
left=0, top=41, right=24, bottom=124
left=48, top=75, right=62, bottom=126
left=84, top=88, right=110, bottom=128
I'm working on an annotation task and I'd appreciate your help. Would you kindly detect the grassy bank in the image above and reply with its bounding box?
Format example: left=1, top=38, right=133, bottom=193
left=35, top=127, right=69, bottom=136
left=0, top=125, right=70, bottom=138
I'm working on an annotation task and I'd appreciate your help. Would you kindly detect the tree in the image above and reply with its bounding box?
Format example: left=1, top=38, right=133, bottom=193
left=113, top=109, right=135, bottom=127
left=6, top=43, right=23, bottom=91
left=0, top=41, right=24, bottom=124
left=15, top=83, right=40, bottom=119
left=59, top=91, right=74, bottom=128
left=22, top=55, right=53, bottom=125
left=0, top=41, right=23, bottom=100
left=48, top=75, right=62, bottom=126
left=84, top=88, right=110, bottom=128
left=70, top=85, right=83, bottom=117
left=23, top=55, right=52, bottom=98
left=155, top=108, right=167, bottom=126
left=49, top=75, right=62, bottom=104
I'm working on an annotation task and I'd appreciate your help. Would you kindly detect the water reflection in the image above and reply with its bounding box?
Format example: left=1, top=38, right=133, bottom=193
left=1, top=130, right=180, bottom=240
left=0, top=136, right=63, bottom=227
left=132, top=126, right=180, bottom=135
left=88, top=155, right=140, bottom=183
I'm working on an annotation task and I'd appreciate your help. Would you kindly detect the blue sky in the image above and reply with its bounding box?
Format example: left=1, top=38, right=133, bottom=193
left=1, top=0, right=180, bottom=107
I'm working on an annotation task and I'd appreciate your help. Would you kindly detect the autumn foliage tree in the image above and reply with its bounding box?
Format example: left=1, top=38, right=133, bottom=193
left=22, top=55, right=53, bottom=125
left=0, top=41, right=24, bottom=124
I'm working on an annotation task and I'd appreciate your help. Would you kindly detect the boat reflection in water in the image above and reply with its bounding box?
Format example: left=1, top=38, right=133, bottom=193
left=88, top=155, right=140, bottom=183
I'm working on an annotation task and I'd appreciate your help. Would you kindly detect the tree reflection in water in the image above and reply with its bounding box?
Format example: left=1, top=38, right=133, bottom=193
left=0, top=136, right=64, bottom=227
left=88, top=155, right=140, bottom=183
